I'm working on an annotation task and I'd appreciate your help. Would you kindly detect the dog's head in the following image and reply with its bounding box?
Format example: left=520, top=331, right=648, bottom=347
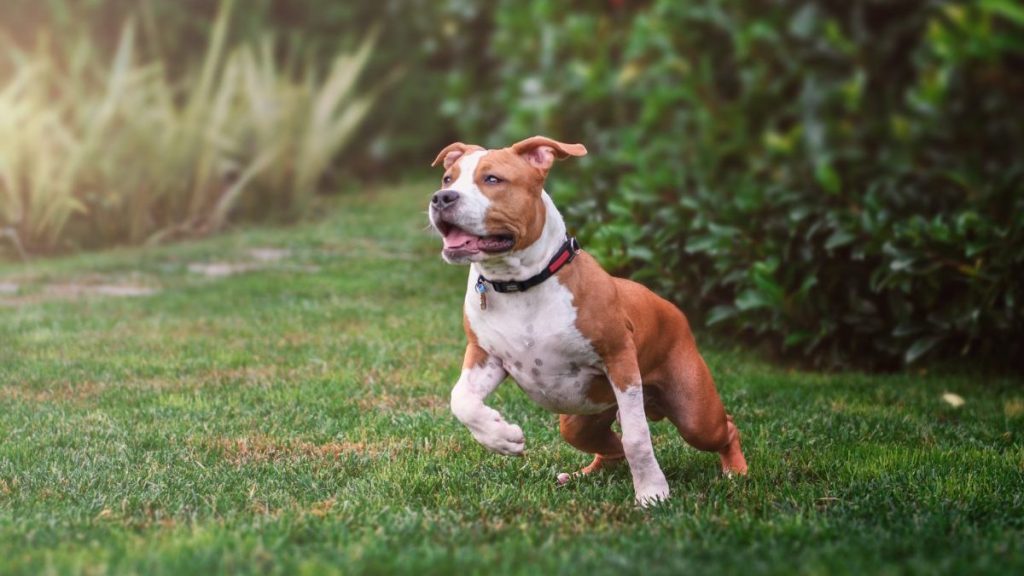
left=428, top=136, right=587, bottom=264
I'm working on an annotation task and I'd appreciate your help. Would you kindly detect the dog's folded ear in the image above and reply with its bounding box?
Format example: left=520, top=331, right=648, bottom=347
left=432, top=142, right=483, bottom=170
left=511, top=136, right=587, bottom=172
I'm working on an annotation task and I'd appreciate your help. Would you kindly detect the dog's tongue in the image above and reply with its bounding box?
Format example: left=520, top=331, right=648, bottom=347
left=443, top=228, right=482, bottom=251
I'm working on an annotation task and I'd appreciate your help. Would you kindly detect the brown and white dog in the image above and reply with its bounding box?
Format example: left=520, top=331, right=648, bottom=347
left=428, top=136, right=748, bottom=505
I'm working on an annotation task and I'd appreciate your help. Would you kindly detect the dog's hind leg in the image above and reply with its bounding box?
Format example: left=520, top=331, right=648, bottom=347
left=658, top=349, right=748, bottom=475
left=717, top=414, right=748, bottom=476
left=558, top=409, right=624, bottom=480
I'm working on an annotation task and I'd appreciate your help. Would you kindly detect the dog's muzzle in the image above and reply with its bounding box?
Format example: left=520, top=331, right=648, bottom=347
left=431, top=189, right=460, bottom=212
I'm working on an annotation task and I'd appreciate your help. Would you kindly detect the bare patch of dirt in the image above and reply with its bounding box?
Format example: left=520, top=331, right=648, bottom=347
left=0, top=380, right=106, bottom=403
left=248, top=248, right=291, bottom=262
left=355, top=368, right=447, bottom=413
left=45, top=283, right=158, bottom=298
left=133, top=365, right=316, bottom=395
left=206, top=365, right=282, bottom=386
left=320, top=238, right=419, bottom=261
left=187, top=247, right=319, bottom=278
left=204, top=435, right=410, bottom=467
left=187, top=262, right=261, bottom=278
left=0, top=274, right=160, bottom=307
left=308, top=497, right=337, bottom=518
left=356, top=392, right=447, bottom=413
left=0, top=365, right=300, bottom=406
left=0, top=245, right=316, bottom=305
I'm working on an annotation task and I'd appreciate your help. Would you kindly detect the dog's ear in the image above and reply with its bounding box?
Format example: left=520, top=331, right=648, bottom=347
left=431, top=142, right=475, bottom=170
left=511, top=136, right=587, bottom=172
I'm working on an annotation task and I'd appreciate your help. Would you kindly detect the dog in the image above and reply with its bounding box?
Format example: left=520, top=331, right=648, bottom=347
left=428, top=136, right=748, bottom=505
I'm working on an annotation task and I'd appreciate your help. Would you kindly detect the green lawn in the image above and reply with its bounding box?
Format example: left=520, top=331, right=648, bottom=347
left=1, top=182, right=1022, bottom=575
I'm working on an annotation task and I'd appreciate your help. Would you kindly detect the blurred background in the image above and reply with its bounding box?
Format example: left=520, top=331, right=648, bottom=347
left=0, top=0, right=1021, bottom=370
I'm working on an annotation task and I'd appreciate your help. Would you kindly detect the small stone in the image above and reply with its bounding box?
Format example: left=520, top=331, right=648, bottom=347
left=248, top=248, right=290, bottom=262
left=942, top=392, right=965, bottom=408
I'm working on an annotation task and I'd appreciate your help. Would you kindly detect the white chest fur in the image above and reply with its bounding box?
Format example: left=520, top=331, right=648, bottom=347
left=464, top=273, right=613, bottom=415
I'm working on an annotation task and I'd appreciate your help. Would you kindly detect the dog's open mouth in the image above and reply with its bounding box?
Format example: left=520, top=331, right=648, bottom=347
left=436, top=221, right=515, bottom=255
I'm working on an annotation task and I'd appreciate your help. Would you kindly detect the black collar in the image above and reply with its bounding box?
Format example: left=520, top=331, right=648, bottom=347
left=475, top=236, right=580, bottom=308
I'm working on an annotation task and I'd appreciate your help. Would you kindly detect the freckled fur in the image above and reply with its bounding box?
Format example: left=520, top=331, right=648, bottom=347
left=463, top=265, right=612, bottom=415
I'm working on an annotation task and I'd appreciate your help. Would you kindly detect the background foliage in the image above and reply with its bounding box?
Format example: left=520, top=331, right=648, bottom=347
left=0, top=0, right=378, bottom=253
left=441, top=0, right=1024, bottom=370
left=1, top=0, right=1021, bottom=369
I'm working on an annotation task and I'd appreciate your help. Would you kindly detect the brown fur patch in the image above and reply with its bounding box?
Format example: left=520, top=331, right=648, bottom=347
left=510, top=136, right=588, bottom=165
left=584, top=375, right=617, bottom=406
left=443, top=160, right=462, bottom=188
left=462, top=314, right=490, bottom=368
left=473, top=148, right=548, bottom=250
left=432, top=142, right=484, bottom=169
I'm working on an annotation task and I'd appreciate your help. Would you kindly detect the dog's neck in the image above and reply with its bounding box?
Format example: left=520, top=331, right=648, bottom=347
left=472, top=191, right=567, bottom=282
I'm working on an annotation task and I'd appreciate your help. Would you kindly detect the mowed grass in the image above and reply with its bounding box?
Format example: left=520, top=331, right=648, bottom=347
left=1, top=181, right=1022, bottom=575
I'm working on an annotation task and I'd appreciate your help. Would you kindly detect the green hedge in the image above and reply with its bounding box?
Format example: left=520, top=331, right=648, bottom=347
left=442, top=0, right=1024, bottom=369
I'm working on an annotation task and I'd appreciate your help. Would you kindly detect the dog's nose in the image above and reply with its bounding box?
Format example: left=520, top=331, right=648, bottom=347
left=431, top=189, right=460, bottom=210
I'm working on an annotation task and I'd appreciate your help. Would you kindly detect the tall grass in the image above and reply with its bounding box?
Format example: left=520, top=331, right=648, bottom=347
left=0, top=0, right=377, bottom=255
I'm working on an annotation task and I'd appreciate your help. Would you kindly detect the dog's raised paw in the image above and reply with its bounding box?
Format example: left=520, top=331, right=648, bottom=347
left=473, top=420, right=525, bottom=456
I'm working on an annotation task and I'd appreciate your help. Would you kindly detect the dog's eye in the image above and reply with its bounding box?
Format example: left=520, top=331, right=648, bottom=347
left=483, top=175, right=503, bottom=184
left=443, top=175, right=452, bottom=185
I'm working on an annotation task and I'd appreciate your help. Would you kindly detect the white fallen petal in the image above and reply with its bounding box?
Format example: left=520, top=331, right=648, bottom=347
left=942, top=392, right=965, bottom=408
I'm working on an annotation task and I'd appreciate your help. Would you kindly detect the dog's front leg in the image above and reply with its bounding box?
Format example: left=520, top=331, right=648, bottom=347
left=450, top=347, right=524, bottom=456
left=606, top=348, right=670, bottom=506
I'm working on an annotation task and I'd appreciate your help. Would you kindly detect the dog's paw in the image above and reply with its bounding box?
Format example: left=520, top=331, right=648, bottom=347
left=634, top=477, right=671, bottom=508
left=472, top=420, right=525, bottom=456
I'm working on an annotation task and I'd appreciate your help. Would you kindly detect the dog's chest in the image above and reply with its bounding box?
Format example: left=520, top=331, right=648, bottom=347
left=465, top=277, right=613, bottom=415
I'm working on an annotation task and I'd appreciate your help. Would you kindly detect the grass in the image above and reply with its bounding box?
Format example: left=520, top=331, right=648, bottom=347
left=1, top=181, right=1022, bottom=575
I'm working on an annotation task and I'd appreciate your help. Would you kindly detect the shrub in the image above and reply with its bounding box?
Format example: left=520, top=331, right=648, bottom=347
left=0, top=0, right=377, bottom=254
left=442, top=0, right=1024, bottom=369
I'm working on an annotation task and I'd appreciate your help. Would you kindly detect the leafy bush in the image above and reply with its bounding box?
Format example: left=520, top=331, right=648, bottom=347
left=0, top=0, right=376, bottom=254
left=443, top=0, right=1024, bottom=369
